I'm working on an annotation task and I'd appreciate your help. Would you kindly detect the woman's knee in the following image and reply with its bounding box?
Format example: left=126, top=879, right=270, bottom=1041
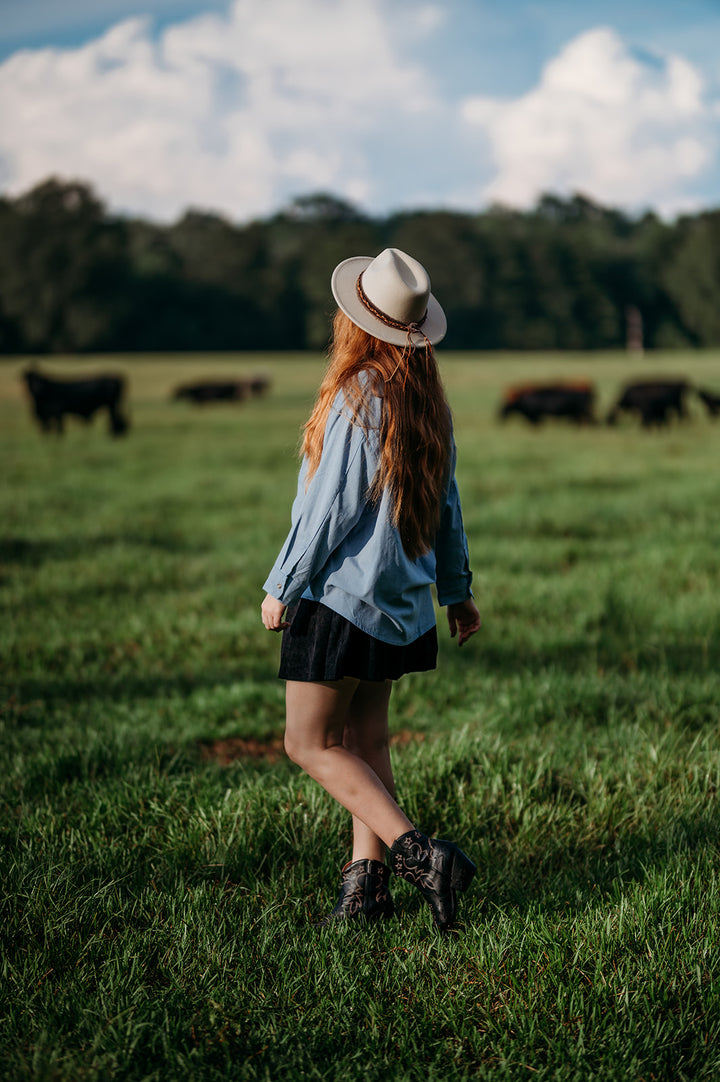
left=284, top=728, right=341, bottom=772
left=283, top=729, right=310, bottom=768
left=283, top=679, right=355, bottom=769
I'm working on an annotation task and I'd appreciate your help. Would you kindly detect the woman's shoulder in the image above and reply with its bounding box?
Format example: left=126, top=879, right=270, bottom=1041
left=333, top=371, right=383, bottom=423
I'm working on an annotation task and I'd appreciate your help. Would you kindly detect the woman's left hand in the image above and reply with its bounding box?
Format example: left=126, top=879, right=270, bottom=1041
left=447, top=598, right=481, bottom=647
left=261, top=594, right=290, bottom=632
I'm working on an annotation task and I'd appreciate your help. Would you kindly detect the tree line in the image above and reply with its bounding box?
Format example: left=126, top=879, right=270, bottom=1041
left=1, top=178, right=718, bottom=354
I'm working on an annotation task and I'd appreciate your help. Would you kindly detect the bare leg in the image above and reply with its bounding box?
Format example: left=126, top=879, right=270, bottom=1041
left=343, top=680, right=396, bottom=863
left=284, top=678, right=475, bottom=931
left=284, top=679, right=414, bottom=849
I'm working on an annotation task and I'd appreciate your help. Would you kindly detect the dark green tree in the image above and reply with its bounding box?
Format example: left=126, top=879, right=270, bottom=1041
left=1, top=179, right=719, bottom=353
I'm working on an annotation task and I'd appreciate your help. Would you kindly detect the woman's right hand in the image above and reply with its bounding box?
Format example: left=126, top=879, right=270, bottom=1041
left=261, top=594, right=290, bottom=632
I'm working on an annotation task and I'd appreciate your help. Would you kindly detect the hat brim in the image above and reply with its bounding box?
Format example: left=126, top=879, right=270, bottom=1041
left=331, top=256, right=447, bottom=347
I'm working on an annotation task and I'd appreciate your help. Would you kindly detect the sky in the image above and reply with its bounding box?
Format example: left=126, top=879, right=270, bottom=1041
left=0, top=0, right=718, bottom=224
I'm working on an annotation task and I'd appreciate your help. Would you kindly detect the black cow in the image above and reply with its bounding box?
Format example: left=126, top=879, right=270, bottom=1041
left=606, top=380, right=689, bottom=428
left=173, top=381, right=249, bottom=404
left=23, top=369, right=129, bottom=436
left=697, top=387, right=720, bottom=417
left=247, top=374, right=271, bottom=397
left=499, top=383, right=596, bottom=425
left=172, top=374, right=271, bottom=404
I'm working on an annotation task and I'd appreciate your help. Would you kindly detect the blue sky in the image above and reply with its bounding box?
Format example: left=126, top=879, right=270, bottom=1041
left=0, top=0, right=718, bottom=223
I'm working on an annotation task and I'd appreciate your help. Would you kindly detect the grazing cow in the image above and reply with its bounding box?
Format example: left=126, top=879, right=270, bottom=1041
left=173, top=380, right=249, bottom=404
left=23, top=369, right=129, bottom=436
left=172, top=374, right=271, bottom=404
left=499, top=383, right=596, bottom=425
left=606, top=380, right=689, bottom=428
left=247, top=374, right=272, bottom=397
left=697, top=387, right=720, bottom=417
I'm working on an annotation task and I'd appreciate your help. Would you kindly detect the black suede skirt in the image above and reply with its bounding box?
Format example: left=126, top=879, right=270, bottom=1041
left=278, top=599, right=438, bottom=683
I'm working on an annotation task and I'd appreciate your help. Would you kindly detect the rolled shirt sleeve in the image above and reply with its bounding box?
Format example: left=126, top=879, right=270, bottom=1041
left=263, top=402, right=373, bottom=605
left=434, top=438, right=473, bottom=606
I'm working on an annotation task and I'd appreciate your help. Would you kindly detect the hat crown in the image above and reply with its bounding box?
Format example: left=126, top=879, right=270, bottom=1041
left=360, top=248, right=430, bottom=326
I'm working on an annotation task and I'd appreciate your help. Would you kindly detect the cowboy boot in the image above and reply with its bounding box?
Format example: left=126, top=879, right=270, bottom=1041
left=315, top=859, right=395, bottom=928
left=390, top=829, right=476, bottom=931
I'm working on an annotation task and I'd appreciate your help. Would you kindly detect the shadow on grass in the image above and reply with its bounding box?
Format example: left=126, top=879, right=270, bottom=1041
left=439, top=575, right=720, bottom=683
left=10, top=661, right=279, bottom=711
left=0, top=531, right=209, bottom=566
left=479, top=809, right=720, bottom=918
left=441, top=633, right=720, bottom=679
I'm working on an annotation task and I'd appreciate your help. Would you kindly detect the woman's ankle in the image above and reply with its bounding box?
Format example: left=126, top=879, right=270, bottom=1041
left=351, top=845, right=387, bottom=864
left=390, top=828, right=426, bottom=849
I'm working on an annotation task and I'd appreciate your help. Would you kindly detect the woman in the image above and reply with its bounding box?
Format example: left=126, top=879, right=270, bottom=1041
left=261, top=248, right=481, bottom=931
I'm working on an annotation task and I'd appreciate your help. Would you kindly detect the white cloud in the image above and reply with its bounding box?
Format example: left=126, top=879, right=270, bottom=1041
left=0, top=0, right=437, bottom=221
left=461, top=26, right=716, bottom=215
left=1, top=11, right=718, bottom=222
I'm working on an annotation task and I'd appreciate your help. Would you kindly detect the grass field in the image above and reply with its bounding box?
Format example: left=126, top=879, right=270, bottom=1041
left=2, top=350, right=720, bottom=1081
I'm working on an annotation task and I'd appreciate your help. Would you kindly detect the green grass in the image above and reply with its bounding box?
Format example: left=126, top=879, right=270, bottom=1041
left=2, top=350, right=720, bottom=1081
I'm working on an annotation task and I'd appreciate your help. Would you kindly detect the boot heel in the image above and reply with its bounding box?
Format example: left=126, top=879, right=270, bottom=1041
left=450, top=849, right=476, bottom=892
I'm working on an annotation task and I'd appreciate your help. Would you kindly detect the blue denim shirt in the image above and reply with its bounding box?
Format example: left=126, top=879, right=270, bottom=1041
left=263, top=383, right=473, bottom=645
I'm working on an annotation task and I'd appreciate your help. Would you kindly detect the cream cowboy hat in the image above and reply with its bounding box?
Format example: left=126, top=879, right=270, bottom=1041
left=331, top=247, right=447, bottom=347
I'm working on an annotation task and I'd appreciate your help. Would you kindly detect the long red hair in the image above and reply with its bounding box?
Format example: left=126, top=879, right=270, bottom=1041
left=302, top=310, right=452, bottom=560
